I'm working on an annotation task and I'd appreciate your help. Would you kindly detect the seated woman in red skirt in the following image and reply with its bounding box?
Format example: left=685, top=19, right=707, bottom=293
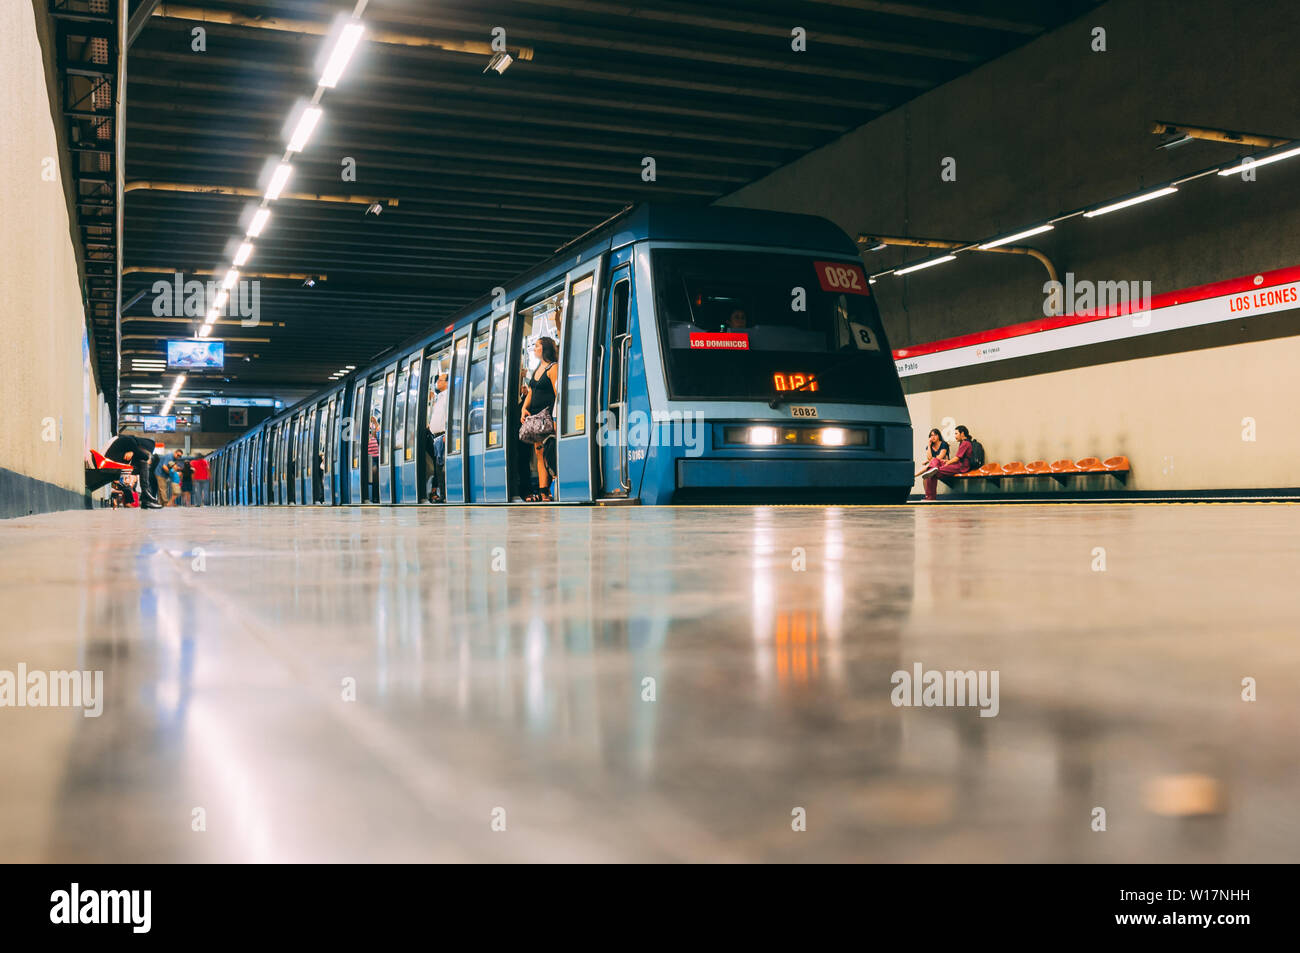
left=920, top=425, right=973, bottom=500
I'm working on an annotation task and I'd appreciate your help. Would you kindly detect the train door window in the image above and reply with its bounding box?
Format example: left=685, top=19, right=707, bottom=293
left=367, top=376, right=385, bottom=462
left=486, top=316, right=510, bottom=447
left=323, top=397, right=336, bottom=477
left=448, top=335, right=469, bottom=454
left=404, top=355, right=421, bottom=461
left=517, top=287, right=564, bottom=409
left=468, top=321, right=491, bottom=434
left=393, top=364, right=409, bottom=455
left=562, top=275, right=594, bottom=434
left=318, top=403, right=330, bottom=473
left=380, top=370, right=396, bottom=465
left=351, top=381, right=366, bottom=469
left=609, top=279, right=631, bottom=407
left=426, top=345, right=450, bottom=426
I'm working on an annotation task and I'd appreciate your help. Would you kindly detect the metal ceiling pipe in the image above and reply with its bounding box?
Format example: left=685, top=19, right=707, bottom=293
left=124, top=181, right=397, bottom=207
left=1150, top=121, right=1290, bottom=148
left=150, top=5, right=534, bottom=60
left=122, top=266, right=327, bottom=280
left=859, top=234, right=1058, bottom=283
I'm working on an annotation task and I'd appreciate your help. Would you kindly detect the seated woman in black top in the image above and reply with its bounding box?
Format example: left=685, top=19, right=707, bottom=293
left=916, top=428, right=949, bottom=478
left=520, top=336, right=560, bottom=501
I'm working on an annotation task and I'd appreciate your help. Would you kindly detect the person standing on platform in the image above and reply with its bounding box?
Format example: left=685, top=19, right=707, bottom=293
left=153, top=450, right=172, bottom=506
left=190, top=453, right=210, bottom=506
left=367, top=415, right=381, bottom=502
left=424, top=373, right=448, bottom=502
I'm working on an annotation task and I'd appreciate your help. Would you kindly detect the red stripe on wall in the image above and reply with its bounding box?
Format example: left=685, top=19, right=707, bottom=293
left=892, top=264, right=1300, bottom=360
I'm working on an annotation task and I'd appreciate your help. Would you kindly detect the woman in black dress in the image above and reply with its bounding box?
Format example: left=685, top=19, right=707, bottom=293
left=520, top=336, right=560, bottom=501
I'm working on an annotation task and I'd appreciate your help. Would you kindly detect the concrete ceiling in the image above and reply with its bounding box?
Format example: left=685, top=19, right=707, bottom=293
left=120, top=0, right=1099, bottom=401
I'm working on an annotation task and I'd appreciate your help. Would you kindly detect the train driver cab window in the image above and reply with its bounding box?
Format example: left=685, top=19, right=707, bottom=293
left=562, top=275, right=594, bottom=434
left=467, top=321, right=491, bottom=434
left=652, top=249, right=904, bottom=406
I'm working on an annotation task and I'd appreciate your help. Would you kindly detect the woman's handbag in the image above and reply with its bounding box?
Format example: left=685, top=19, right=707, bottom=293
left=518, top=407, right=555, bottom=444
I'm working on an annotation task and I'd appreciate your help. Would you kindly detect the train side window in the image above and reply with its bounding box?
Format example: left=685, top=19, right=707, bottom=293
left=562, top=275, right=594, bottom=434
left=448, top=336, right=469, bottom=454
left=468, top=322, right=491, bottom=434
left=351, top=382, right=365, bottom=469
left=487, top=316, right=510, bottom=447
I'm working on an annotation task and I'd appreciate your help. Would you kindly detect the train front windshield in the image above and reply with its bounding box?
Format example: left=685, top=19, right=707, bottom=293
left=653, top=249, right=905, bottom=405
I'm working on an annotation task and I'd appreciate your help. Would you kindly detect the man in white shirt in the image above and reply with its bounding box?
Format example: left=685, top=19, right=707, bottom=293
left=425, top=374, right=449, bottom=501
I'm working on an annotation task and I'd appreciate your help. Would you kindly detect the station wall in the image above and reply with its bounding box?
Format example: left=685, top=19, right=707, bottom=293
left=719, top=0, right=1300, bottom=491
left=0, top=2, right=105, bottom=517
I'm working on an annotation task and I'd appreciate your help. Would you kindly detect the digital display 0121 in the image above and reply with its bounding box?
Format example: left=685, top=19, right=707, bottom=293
left=773, top=373, right=818, bottom=392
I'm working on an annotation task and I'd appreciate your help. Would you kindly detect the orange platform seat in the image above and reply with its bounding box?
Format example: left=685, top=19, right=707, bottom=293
left=1025, top=460, right=1051, bottom=474
left=90, top=450, right=132, bottom=471
left=1000, top=461, right=1027, bottom=475
left=1075, top=456, right=1105, bottom=472
left=1050, top=459, right=1081, bottom=473
left=1103, top=456, right=1131, bottom=472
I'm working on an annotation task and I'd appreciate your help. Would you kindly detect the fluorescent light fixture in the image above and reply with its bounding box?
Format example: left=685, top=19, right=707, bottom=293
left=233, top=242, right=254, bottom=267
left=222, top=269, right=240, bottom=290
left=265, top=162, right=293, bottom=201
left=345, top=364, right=355, bottom=369
left=895, top=255, right=956, bottom=276
left=749, top=426, right=779, bottom=445
left=484, top=51, right=513, bottom=75
left=1216, top=144, right=1300, bottom=176
left=820, top=428, right=847, bottom=447
left=318, top=18, right=366, bottom=89
left=247, top=208, right=271, bottom=237
left=286, top=105, right=323, bottom=153
left=1083, top=186, right=1178, bottom=217
left=198, top=326, right=212, bottom=338
left=979, top=224, right=1055, bottom=249
left=213, top=290, right=229, bottom=311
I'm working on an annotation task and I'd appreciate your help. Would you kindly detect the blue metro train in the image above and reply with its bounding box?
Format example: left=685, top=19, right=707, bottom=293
left=208, top=205, right=913, bottom=505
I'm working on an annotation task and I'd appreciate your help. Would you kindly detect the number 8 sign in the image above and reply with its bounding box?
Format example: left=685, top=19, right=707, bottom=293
left=813, top=261, right=870, bottom=296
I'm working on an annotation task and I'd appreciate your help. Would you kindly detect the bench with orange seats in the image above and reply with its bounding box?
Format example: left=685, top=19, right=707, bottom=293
left=948, top=455, right=1130, bottom=489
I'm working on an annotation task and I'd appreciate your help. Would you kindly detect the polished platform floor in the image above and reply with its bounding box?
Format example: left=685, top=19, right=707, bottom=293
left=1, top=503, right=1297, bottom=862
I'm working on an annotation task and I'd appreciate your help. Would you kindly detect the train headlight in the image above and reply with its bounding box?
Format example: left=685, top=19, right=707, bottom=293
left=820, top=427, right=847, bottom=446
left=748, top=426, right=779, bottom=445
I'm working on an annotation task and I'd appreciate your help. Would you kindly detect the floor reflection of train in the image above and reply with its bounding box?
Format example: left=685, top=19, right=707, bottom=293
left=209, top=205, right=914, bottom=506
